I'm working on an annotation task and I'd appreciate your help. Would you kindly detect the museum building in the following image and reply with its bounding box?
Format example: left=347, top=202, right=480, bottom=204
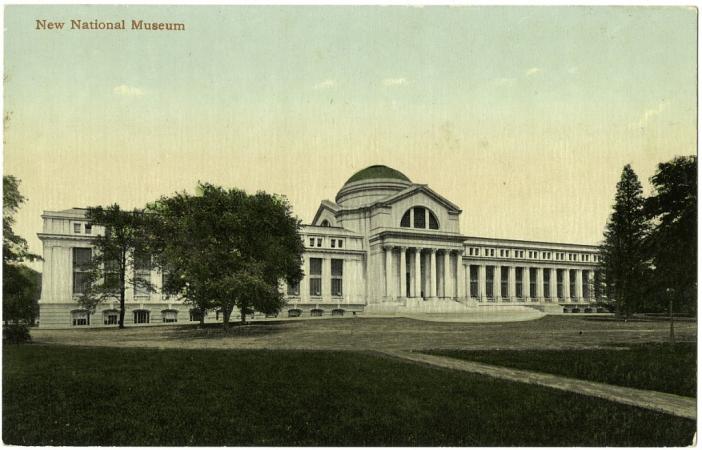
left=37, top=165, right=604, bottom=328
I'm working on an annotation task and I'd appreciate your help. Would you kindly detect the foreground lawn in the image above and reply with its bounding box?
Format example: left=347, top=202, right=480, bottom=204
left=3, top=345, right=695, bottom=446
left=427, top=342, right=696, bottom=397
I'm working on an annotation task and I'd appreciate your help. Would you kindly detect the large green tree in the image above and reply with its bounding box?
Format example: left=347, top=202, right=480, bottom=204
left=149, top=183, right=304, bottom=327
left=77, top=205, right=155, bottom=328
left=3, top=175, right=40, bottom=325
left=644, top=155, right=697, bottom=333
left=599, top=165, right=651, bottom=318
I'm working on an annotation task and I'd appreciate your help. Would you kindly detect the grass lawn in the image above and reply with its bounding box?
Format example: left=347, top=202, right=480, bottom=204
left=427, top=342, right=696, bottom=397
left=3, top=344, right=696, bottom=446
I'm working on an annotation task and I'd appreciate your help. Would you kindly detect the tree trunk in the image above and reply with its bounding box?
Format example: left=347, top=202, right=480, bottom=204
left=240, top=302, right=250, bottom=324
left=669, top=296, right=675, bottom=345
left=222, top=306, right=232, bottom=330
left=119, top=280, right=126, bottom=329
left=119, top=254, right=126, bottom=329
left=199, top=308, right=205, bottom=328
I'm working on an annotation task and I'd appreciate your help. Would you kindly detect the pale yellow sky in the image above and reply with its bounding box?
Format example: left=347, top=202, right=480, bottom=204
left=4, top=6, right=697, bottom=271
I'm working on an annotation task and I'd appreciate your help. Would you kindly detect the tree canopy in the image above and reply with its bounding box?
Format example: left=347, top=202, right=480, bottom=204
left=600, top=165, right=650, bottom=317
left=77, top=205, right=155, bottom=328
left=3, top=175, right=41, bottom=326
left=645, top=155, right=697, bottom=315
left=148, top=183, right=304, bottom=326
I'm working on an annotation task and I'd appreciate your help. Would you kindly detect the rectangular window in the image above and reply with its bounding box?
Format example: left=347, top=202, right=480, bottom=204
left=104, top=258, right=120, bottom=294
left=309, top=258, right=322, bottom=296
left=72, top=248, right=92, bottom=294
left=331, top=239, right=336, bottom=248
left=84, top=224, right=92, bottom=234
left=570, top=271, right=577, bottom=299
left=529, top=268, right=537, bottom=298
left=73, top=223, right=81, bottom=233
left=543, top=270, right=551, bottom=299
left=500, top=267, right=509, bottom=299
left=414, top=207, right=426, bottom=228
left=515, top=268, right=523, bottom=299
left=133, top=251, right=151, bottom=297
left=309, top=237, right=315, bottom=247
left=557, top=270, right=564, bottom=299
left=485, top=266, right=494, bottom=299
left=316, top=238, right=322, bottom=247
left=331, top=259, right=343, bottom=296
left=162, top=310, right=178, bottom=323
left=287, top=280, right=300, bottom=296
left=470, top=265, right=479, bottom=298
left=338, top=240, right=343, bottom=248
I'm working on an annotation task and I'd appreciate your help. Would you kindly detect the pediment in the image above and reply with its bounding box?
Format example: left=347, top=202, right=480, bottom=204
left=375, top=185, right=462, bottom=214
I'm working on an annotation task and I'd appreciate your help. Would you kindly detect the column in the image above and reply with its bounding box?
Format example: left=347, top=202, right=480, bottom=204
left=523, top=267, right=530, bottom=301
left=536, top=267, right=544, bottom=301
left=563, top=269, right=571, bottom=301
left=323, top=258, right=332, bottom=302
left=494, top=264, right=501, bottom=301
left=399, top=247, right=407, bottom=298
left=430, top=249, right=437, bottom=298
left=478, top=264, right=486, bottom=301
left=575, top=269, right=583, bottom=302
left=443, top=250, right=451, bottom=299
left=549, top=268, right=557, bottom=302
left=508, top=266, right=516, bottom=301
left=385, top=246, right=393, bottom=299
left=457, top=257, right=466, bottom=300
left=300, top=256, right=309, bottom=302
left=414, top=248, right=422, bottom=298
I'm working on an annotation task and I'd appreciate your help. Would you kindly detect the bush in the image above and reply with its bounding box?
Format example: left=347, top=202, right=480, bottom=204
left=3, top=323, right=31, bottom=344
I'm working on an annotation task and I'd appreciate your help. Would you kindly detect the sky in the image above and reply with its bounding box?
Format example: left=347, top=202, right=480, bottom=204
left=4, top=5, right=697, bottom=272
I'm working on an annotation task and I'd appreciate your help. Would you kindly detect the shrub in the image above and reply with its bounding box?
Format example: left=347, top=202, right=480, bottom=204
left=3, top=323, right=31, bottom=344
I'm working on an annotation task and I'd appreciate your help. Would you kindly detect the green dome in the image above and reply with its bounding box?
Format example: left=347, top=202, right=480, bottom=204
left=345, top=165, right=411, bottom=185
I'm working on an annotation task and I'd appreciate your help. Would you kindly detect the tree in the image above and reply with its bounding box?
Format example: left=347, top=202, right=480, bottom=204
left=3, top=264, right=40, bottom=325
left=599, top=165, right=651, bottom=318
left=644, top=155, right=697, bottom=341
left=77, top=205, right=155, bottom=329
left=3, top=176, right=39, bottom=264
left=3, top=175, right=41, bottom=328
left=149, top=183, right=304, bottom=328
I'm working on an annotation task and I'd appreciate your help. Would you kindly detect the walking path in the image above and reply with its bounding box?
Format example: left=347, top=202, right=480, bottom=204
left=379, top=350, right=696, bottom=420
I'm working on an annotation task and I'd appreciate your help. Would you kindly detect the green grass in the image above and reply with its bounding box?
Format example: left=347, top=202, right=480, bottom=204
left=3, top=344, right=696, bottom=446
left=427, top=342, right=696, bottom=397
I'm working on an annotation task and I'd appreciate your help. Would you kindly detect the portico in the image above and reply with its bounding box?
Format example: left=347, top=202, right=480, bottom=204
left=382, top=245, right=464, bottom=301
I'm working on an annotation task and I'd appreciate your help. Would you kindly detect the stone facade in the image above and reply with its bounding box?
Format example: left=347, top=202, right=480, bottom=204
left=37, top=165, right=604, bottom=328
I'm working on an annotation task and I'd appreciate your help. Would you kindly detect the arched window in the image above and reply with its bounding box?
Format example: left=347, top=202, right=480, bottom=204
left=429, top=212, right=439, bottom=229
left=162, top=309, right=178, bottom=323
left=400, top=207, right=440, bottom=230
left=320, top=219, right=331, bottom=227
left=103, top=309, right=119, bottom=325
left=133, top=310, right=150, bottom=324
left=71, top=309, right=90, bottom=326
left=400, top=210, right=411, bottom=227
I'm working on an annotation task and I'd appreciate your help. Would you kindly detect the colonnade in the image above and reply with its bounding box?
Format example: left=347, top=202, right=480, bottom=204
left=466, top=264, right=600, bottom=303
left=383, top=245, right=463, bottom=300
left=383, top=246, right=601, bottom=304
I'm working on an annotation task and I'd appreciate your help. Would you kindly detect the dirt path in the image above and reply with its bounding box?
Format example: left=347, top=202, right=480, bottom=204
left=380, top=350, right=697, bottom=420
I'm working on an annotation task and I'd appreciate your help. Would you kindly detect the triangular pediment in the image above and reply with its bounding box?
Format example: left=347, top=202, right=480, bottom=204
left=375, top=184, right=462, bottom=213
left=311, top=200, right=340, bottom=225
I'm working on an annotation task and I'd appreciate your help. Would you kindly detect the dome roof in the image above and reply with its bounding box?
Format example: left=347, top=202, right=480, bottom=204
left=344, top=165, right=411, bottom=185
